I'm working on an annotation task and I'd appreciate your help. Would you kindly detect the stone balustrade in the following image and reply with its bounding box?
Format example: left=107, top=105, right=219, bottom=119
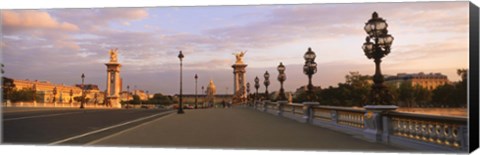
left=387, top=111, right=468, bottom=151
left=250, top=100, right=468, bottom=153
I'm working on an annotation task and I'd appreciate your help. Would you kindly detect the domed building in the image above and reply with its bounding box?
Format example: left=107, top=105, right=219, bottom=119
left=174, top=79, right=233, bottom=108
left=206, top=80, right=217, bottom=104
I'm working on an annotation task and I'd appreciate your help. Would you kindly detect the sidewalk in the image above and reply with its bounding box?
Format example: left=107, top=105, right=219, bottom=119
left=90, top=107, right=404, bottom=152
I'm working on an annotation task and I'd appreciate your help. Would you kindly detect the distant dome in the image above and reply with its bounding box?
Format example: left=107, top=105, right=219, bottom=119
left=207, top=80, right=216, bottom=94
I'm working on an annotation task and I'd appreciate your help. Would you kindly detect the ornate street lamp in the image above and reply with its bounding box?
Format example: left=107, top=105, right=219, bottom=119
left=277, top=62, right=287, bottom=101
left=263, top=71, right=270, bottom=100
left=177, top=51, right=185, bottom=114
left=254, top=76, right=260, bottom=102
left=194, top=74, right=198, bottom=109
left=80, top=73, right=85, bottom=109
left=362, top=12, right=394, bottom=105
left=303, top=47, right=317, bottom=101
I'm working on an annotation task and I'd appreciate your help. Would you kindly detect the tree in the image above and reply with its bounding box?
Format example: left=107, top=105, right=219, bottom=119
left=397, top=82, right=431, bottom=107
left=398, top=82, right=414, bottom=107
left=429, top=69, right=468, bottom=108
left=131, top=94, right=142, bottom=105
left=147, top=93, right=173, bottom=105
left=10, top=88, right=35, bottom=103
left=2, top=77, right=15, bottom=102
left=454, top=69, right=467, bottom=107
left=431, top=84, right=456, bottom=107
left=344, top=72, right=371, bottom=106
left=412, top=85, right=431, bottom=107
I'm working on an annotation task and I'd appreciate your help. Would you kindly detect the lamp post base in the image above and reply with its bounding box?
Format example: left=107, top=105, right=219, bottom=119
left=302, top=102, right=319, bottom=123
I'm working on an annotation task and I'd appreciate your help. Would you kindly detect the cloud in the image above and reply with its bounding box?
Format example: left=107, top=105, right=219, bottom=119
left=184, top=58, right=233, bottom=70
left=1, top=10, right=78, bottom=32
left=49, top=8, right=148, bottom=31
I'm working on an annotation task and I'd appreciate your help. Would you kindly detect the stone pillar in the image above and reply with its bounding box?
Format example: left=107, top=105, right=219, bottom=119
left=263, top=100, right=269, bottom=112
left=277, top=101, right=287, bottom=116
left=232, top=63, right=247, bottom=104
left=302, top=102, right=319, bottom=123
left=105, top=49, right=122, bottom=109
left=331, top=110, right=338, bottom=124
left=363, top=105, right=398, bottom=143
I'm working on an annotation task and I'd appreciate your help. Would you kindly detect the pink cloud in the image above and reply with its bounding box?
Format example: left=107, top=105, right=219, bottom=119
left=54, top=40, right=81, bottom=50
left=48, top=8, right=148, bottom=32
left=2, top=10, right=78, bottom=31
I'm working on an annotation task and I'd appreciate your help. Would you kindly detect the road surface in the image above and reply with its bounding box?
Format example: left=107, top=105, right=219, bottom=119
left=3, top=108, right=172, bottom=145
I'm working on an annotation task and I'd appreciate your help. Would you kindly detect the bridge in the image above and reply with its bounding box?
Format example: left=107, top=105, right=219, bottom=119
left=2, top=101, right=468, bottom=153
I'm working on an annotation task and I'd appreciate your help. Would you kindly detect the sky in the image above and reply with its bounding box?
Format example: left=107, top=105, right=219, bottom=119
left=1, top=1, right=470, bottom=95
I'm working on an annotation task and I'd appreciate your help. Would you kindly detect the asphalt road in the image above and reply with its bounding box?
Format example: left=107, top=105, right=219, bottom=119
left=2, top=108, right=172, bottom=145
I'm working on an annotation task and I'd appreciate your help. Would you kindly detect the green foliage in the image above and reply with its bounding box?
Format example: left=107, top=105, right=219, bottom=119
left=293, top=69, right=467, bottom=108
left=146, top=93, right=173, bottom=105
left=2, top=77, right=15, bottom=102
left=10, top=88, right=35, bottom=102
left=431, top=84, right=456, bottom=107
left=313, top=72, right=371, bottom=107
left=130, top=94, right=142, bottom=105
left=397, top=82, right=431, bottom=107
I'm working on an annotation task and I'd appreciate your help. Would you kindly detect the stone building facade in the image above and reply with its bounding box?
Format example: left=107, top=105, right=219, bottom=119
left=11, top=79, right=104, bottom=104
left=385, top=72, right=450, bottom=90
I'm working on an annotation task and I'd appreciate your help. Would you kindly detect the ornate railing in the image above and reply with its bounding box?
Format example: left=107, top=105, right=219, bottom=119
left=311, top=106, right=365, bottom=129
left=249, top=101, right=468, bottom=152
left=388, top=111, right=467, bottom=150
left=337, top=110, right=365, bottom=129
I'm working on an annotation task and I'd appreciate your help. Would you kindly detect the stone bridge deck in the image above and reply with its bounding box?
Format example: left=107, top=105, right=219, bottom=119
left=90, top=107, right=405, bottom=152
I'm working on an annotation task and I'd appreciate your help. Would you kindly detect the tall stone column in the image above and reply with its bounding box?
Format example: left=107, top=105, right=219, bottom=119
left=232, top=51, right=248, bottom=104
left=105, top=49, right=122, bottom=108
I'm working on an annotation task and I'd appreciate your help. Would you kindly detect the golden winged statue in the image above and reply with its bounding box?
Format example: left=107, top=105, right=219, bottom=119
left=109, top=48, right=118, bottom=62
left=233, top=51, right=247, bottom=64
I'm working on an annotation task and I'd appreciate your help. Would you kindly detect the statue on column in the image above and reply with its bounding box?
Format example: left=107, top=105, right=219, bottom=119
left=109, top=48, right=118, bottom=62
left=233, top=51, right=247, bottom=64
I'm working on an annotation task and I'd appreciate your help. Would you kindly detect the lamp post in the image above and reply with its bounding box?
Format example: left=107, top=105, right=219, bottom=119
left=201, top=86, right=205, bottom=108
left=303, top=47, right=317, bottom=101
left=263, top=71, right=270, bottom=100
left=254, top=77, right=260, bottom=102
left=80, top=73, right=85, bottom=109
left=362, top=12, right=394, bottom=105
left=277, top=62, right=287, bottom=101
left=177, top=51, right=185, bottom=114
left=126, top=85, right=130, bottom=108
left=194, top=74, right=198, bottom=109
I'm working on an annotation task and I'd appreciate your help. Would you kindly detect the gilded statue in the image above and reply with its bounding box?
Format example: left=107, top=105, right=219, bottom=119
left=109, top=48, right=118, bottom=62
left=233, top=51, right=247, bottom=64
